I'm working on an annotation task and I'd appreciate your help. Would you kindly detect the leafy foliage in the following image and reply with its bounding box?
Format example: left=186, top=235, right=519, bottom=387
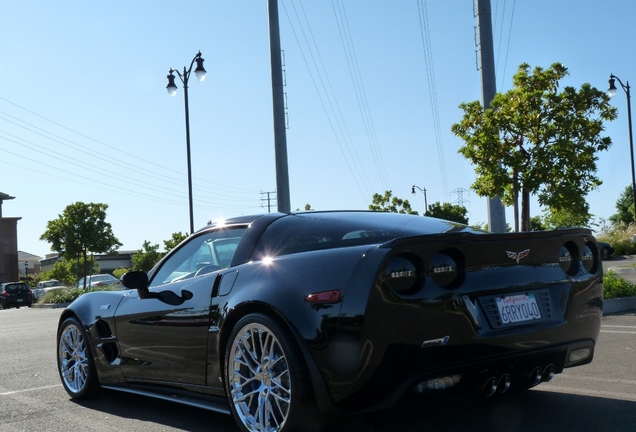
left=132, top=240, right=162, bottom=272
left=603, top=271, right=636, bottom=299
left=424, top=202, right=468, bottom=224
left=49, top=257, right=99, bottom=286
left=369, top=190, right=418, bottom=215
left=40, top=202, right=121, bottom=287
left=542, top=207, right=593, bottom=229
left=452, top=63, right=616, bottom=231
left=164, top=232, right=188, bottom=253
left=610, top=185, right=635, bottom=226
left=529, top=216, right=546, bottom=231
left=112, top=267, right=130, bottom=280
left=39, top=285, right=121, bottom=304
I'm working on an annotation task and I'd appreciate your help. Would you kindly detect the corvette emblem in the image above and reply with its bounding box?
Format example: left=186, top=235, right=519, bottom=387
left=506, top=249, right=530, bottom=264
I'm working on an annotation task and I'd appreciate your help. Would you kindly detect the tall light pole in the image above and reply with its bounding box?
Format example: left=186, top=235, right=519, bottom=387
left=411, top=185, right=428, bottom=215
left=166, top=51, right=207, bottom=234
left=608, top=74, right=636, bottom=215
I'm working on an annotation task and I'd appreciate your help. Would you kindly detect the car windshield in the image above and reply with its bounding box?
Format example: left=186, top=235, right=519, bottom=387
left=92, top=275, right=115, bottom=282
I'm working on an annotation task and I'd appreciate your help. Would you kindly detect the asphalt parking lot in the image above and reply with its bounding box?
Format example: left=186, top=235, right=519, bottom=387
left=1, top=304, right=635, bottom=431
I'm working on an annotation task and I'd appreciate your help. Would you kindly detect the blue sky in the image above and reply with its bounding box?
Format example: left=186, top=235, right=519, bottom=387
left=1, top=0, right=634, bottom=258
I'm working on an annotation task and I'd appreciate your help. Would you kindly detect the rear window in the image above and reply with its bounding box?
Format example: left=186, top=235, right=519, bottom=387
left=3, top=283, right=29, bottom=294
left=254, top=212, right=478, bottom=258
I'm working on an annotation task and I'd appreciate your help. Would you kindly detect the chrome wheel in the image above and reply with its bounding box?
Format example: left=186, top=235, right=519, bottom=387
left=57, top=318, right=98, bottom=398
left=228, top=321, right=292, bottom=431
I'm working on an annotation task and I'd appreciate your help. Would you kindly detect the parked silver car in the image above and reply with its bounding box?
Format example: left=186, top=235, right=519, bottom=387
left=77, top=274, right=120, bottom=289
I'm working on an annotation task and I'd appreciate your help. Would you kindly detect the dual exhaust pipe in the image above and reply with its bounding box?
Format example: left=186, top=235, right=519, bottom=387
left=482, top=364, right=555, bottom=397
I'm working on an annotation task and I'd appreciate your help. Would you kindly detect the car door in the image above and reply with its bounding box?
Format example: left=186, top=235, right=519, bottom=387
left=114, top=226, right=247, bottom=386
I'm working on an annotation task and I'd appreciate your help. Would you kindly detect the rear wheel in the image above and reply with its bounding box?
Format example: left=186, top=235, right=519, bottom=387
left=57, top=317, right=99, bottom=398
left=601, top=247, right=611, bottom=260
left=224, top=313, right=317, bottom=432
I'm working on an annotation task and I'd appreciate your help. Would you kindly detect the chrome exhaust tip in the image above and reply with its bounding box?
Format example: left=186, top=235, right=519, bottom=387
left=483, top=377, right=498, bottom=397
left=542, top=364, right=555, bottom=382
left=527, top=366, right=543, bottom=387
left=497, top=373, right=512, bottom=393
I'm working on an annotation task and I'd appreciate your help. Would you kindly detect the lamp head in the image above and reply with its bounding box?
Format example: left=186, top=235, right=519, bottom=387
left=608, top=76, right=617, bottom=98
left=194, top=53, right=206, bottom=82
left=411, top=186, right=416, bottom=194
left=166, top=72, right=178, bottom=96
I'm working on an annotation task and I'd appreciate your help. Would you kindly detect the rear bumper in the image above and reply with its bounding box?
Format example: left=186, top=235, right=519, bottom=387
left=335, top=338, right=595, bottom=413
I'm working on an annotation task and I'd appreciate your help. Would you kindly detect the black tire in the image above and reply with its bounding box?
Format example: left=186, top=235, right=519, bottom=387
left=57, top=317, right=100, bottom=399
left=601, top=247, right=611, bottom=260
left=224, top=313, right=319, bottom=432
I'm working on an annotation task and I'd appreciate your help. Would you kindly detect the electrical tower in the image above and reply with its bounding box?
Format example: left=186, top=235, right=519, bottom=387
left=451, top=188, right=470, bottom=207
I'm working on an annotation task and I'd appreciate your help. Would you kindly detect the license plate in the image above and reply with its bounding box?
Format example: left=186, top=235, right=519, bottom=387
left=16, top=298, right=23, bottom=302
left=496, top=294, right=541, bottom=324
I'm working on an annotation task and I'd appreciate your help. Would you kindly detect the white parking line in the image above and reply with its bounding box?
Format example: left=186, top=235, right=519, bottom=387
left=0, top=384, right=59, bottom=396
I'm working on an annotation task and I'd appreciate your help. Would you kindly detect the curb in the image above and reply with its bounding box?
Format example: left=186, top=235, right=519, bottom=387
left=604, top=297, right=636, bottom=315
left=32, top=302, right=70, bottom=309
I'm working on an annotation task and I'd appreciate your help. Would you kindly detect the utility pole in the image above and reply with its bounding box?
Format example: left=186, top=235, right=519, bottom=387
left=476, top=0, right=506, bottom=233
left=261, top=191, right=277, bottom=213
left=268, top=0, right=291, bottom=213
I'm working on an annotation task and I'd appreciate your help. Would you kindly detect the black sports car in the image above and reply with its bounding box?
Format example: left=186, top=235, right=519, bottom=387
left=57, top=211, right=603, bottom=431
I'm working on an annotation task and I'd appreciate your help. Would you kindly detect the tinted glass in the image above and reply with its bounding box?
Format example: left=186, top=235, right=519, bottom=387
left=254, top=212, right=477, bottom=257
left=150, top=227, right=247, bottom=287
left=3, top=283, right=29, bottom=294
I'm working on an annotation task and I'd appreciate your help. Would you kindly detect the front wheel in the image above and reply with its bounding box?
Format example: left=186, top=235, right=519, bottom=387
left=224, top=313, right=317, bottom=432
left=57, top=317, right=99, bottom=398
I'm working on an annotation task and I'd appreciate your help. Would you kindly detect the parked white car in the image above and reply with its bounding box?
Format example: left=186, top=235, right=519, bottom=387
left=33, top=279, right=66, bottom=300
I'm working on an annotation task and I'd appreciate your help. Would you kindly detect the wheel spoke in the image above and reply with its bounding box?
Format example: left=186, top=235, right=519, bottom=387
left=229, top=320, right=293, bottom=432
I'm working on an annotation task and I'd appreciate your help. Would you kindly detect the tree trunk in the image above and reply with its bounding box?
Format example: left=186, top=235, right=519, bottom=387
left=82, top=249, right=88, bottom=289
left=520, top=188, right=531, bottom=232
left=513, top=170, right=519, bottom=232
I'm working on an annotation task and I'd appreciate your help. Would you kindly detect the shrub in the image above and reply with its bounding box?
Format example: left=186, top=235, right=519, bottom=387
left=604, top=270, right=636, bottom=299
left=37, top=285, right=121, bottom=304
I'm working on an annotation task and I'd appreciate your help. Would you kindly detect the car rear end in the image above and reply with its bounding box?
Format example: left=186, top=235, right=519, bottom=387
left=332, top=228, right=602, bottom=411
left=0, top=283, right=33, bottom=308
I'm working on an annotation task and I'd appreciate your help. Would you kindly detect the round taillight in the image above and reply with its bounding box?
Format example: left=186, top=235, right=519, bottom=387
left=582, top=242, right=598, bottom=274
left=384, top=255, right=420, bottom=294
left=429, top=251, right=463, bottom=288
left=559, top=242, right=579, bottom=276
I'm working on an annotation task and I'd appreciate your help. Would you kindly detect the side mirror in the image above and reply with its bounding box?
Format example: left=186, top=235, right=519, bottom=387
left=121, top=271, right=149, bottom=290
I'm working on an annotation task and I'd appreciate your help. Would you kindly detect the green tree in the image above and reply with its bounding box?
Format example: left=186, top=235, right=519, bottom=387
left=164, top=232, right=188, bottom=253
left=452, top=63, right=616, bottom=231
left=529, top=216, right=546, bottom=231
left=609, top=185, right=635, bottom=226
left=543, top=207, right=592, bottom=229
left=40, top=202, right=121, bottom=288
left=132, top=240, right=162, bottom=272
left=424, top=202, right=468, bottom=224
left=112, top=267, right=131, bottom=280
left=369, top=190, right=418, bottom=215
left=48, top=257, right=100, bottom=286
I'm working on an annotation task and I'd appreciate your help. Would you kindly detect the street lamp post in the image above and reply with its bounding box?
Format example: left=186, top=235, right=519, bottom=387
left=411, top=185, right=428, bottom=215
left=608, top=74, right=636, bottom=216
left=166, top=51, right=207, bottom=234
